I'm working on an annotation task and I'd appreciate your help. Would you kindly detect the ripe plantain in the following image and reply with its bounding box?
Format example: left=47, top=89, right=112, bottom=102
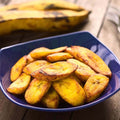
left=0, top=10, right=90, bottom=35
left=0, top=0, right=84, bottom=11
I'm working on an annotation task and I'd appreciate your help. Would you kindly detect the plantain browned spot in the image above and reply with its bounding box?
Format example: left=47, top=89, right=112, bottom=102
left=8, top=8, right=18, bottom=11
left=44, top=4, right=55, bottom=10
left=84, top=74, right=109, bottom=103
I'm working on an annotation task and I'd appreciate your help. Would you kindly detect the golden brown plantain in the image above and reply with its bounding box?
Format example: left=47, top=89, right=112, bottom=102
left=0, top=0, right=84, bottom=11
left=23, top=60, right=49, bottom=75
left=31, top=61, right=77, bottom=81
left=84, top=74, right=109, bottom=103
left=52, top=75, right=86, bottom=106
left=30, top=46, right=67, bottom=59
left=46, top=52, right=73, bottom=62
left=0, top=10, right=90, bottom=35
left=67, top=59, right=95, bottom=82
left=41, top=87, right=59, bottom=108
left=7, top=73, right=31, bottom=94
left=25, top=78, right=51, bottom=105
left=66, top=46, right=112, bottom=77
left=10, top=55, right=27, bottom=82
left=26, top=54, right=36, bottom=64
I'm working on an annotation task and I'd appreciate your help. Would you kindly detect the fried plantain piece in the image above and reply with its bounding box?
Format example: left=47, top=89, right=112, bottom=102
left=41, top=87, right=59, bottom=108
left=26, top=54, right=36, bottom=64
left=46, top=52, right=73, bottom=62
left=25, top=78, right=51, bottom=105
left=30, top=46, right=67, bottom=59
left=23, top=60, right=49, bottom=75
left=7, top=73, right=31, bottom=94
left=67, top=59, right=95, bottom=82
left=66, top=46, right=112, bottom=77
left=31, top=61, right=77, bottom=81
left=52, top=75, right=86, bottom=106
left=84, top=74, right=109, bottom=103
left=10, top=55, right=27, bottom=82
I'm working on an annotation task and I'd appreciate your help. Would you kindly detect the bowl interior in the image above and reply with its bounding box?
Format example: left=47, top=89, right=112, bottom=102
left=0, top=31, right=120, bottom=112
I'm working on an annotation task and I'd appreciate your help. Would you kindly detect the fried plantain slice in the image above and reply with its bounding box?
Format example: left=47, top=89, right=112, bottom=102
left=41, top=87, right=59, bottom=108
left=67, top=59, right=95, bottom=82
left=66, top=46, right=112, bottom=77
left=26, top=54, right=36, bottom=64
left=52, top=75, right=86, bottom=106
left=30, top=46, right=67, bottom=59
left=23, top=60, right=49, bottom=75
left=10, top=55, right=27, bottom=82
left=84, top=74, right=109, bottom=103
left=31, top=61, right=77, bottom=81
left=46, top=52, right=73, bottom=62
left=7, top=73, right=31, bottom=94
left=25, top=78, right=51, bottom=105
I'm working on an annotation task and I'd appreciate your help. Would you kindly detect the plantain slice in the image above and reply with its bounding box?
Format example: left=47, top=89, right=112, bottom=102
left=52, top=75, right=86, bottom=106
left=25, top=78, right=51, bottom=105
left=30, top=46, right=67, bottom=59
left=26, top=54, right=36, bottom=64
left=31, top=61, right=77, bottom=81
left=10, top=55, right=27, bottom=82
left=23, top=60, right=49, bottom=75
left=41, top=87, right=59, bottom=108
left=66, top=46, right=112, bottom=77
left=67, top=59, right=95, bottom=82
left=7, top=73, right=31, bottom=94
left=84, top=74, right=109, bottom=103
left=46, top=52, right=73, bottom=62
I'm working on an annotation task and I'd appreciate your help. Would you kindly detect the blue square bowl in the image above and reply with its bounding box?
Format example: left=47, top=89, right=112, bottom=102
left=0, top=31, right=120, bottom=112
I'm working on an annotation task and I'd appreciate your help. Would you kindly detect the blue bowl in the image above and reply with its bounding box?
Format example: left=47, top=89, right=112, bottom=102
left=0, top=31, right=120, bottom=112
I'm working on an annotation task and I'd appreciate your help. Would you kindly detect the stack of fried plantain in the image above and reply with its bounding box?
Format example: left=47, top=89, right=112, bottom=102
left=0, top=0, right=90, bottom=35
left=7, top=46, right=112, bottom=108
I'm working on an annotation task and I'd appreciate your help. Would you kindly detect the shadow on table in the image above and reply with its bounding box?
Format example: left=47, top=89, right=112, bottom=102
left=23, top=96, right=120, bottom=120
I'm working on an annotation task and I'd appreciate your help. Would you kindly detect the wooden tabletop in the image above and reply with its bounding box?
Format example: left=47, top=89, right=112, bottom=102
left=0, top=0, right=120, bottom=120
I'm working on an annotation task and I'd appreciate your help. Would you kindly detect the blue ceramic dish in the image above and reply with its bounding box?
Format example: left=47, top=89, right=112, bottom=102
left=0, top=31, right=120, bottom=112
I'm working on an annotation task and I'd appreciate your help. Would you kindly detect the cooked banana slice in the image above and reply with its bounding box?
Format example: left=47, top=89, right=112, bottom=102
left=25, top=78, right=51, bottom=105
left=10, top=55, right=27, bottom=82
left=7, top=73, right=31, bottom=94
left=46, top=52, right=73, bottom=62
left=26, top=54, right=36, bottom=64
left=66, top=46, right=112, bottom=77
left=67, top=59, right=95, bottom=82
left=30, top=46, right=67, bottom=59
left=52, top=75, right=86, bottom=106
left=41, top=87, right=59, bottom=108
left=84, top=74, right=109, bottom=103
left=23, top=60, right=49, bottom=75
left=31, top=61, right=77, bottom=81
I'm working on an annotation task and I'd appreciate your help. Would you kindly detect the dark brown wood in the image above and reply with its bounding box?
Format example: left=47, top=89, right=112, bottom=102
left=0, top=0, right=120, bottom=120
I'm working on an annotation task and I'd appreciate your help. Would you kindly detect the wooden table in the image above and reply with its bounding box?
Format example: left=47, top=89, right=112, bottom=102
left=0, top=0, right=120, bottom=120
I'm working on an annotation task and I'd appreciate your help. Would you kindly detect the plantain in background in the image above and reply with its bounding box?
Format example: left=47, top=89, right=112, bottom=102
left=0, top=9, right=90, bottom=35
left=0, top=0, right=84, bottom=11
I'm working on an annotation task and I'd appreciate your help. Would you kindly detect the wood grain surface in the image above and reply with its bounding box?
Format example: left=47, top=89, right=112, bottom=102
left=0, top=0, right=120, bottom=120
